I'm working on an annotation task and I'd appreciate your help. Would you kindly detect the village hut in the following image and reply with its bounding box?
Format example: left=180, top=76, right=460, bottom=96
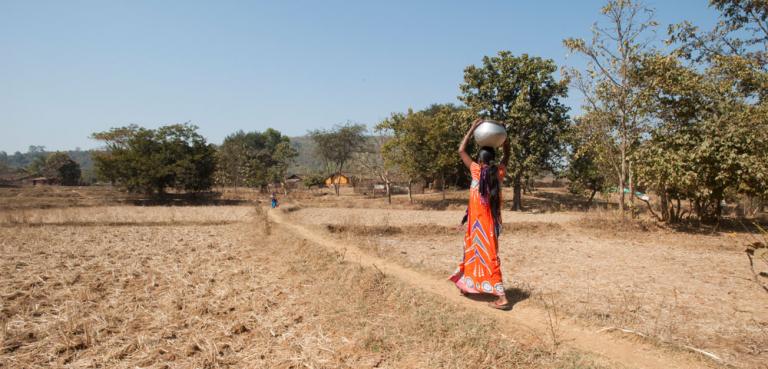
left=285, top=174, right=303, bottom=189
left=324, top=174, right=350, bottom=187
left=31, top=177, right=59, bottom=186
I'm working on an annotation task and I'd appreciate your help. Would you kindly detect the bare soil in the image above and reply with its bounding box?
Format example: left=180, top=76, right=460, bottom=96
left=0, top=205, right=609, bottom=368
left=2, top=186, right=765, bottom=368
left=286, top=206, right=768, bottom=369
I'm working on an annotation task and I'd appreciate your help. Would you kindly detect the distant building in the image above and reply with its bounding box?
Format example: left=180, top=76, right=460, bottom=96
left=31, top=177, right=59, bottom=186
left=285, top=174, right=302, bottom=183
left=324, top=174, right=350, bottom=187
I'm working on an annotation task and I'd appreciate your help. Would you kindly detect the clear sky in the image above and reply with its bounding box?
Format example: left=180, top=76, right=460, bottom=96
left=1, top=0, right=718, bottom=153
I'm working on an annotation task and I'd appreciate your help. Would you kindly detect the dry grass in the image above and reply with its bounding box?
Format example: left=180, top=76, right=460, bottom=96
left=0, top=186, right=131, bottom=210
left=0, top=205, right=608, bottom=368
left=289, top=206, right=768, bottom=368
left=0, top=206, right=252, bottom=227
left=573, top=209, right=665, bottom=234
left=289, top=207, right=580, bottom=229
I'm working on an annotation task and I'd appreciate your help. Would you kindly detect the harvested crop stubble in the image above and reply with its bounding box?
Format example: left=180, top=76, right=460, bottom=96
left=292, top=207, right=581, bottom=228
left=0, top=206, right=252, bottom=226
left=0, top=206, right=607, bottom=368
left=298, top=206, right=768, bottom=368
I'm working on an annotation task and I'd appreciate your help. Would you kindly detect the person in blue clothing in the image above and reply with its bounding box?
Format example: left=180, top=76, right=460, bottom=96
left=270, top=192, right=279, bottom=208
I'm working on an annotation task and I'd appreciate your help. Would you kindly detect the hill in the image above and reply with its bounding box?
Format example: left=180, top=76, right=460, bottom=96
left=2, top=148, right=94, bottom=171
left=288, top=136, right=326, bottom=175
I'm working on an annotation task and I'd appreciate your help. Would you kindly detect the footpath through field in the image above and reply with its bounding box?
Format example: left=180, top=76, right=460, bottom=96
left=268, top=207, right=715, bottom=369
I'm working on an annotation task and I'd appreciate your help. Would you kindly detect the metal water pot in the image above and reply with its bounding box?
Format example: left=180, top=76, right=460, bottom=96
left=473, top=120, right=507, bottom=148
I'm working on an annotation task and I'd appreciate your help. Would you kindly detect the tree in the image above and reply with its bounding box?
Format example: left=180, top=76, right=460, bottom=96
left=352, top=134, right=395, bottom=203
left=564, top=0, right=657, bottom=213
left=669, top=0, right=768, bottom=72
left=161, top=125, right=217, bottom=193
left=216, top=129, right=297, bottom=192
left=423, top=104, right=473, bottom=199
left=631, top=53, right=768, bottom=222
left=565, top=118, right=611, bottom=209
left=91, top=123, right=216, bottom=195
left=375, top=105, right=474, bottom=203
left=308, top=123, right=367, bottom=196
left=302, top=173, right=326, bottom=190
left=0, top=153, right=8, bottom=174
left=27, top=155, right=48, bottom=176
left=460, top=51, right=570, bottom=211
left=618, top=0, right=768, bottom=222
left=377, top=111, right=432, bottom=203
left=43, top=152, right=81, bottom=185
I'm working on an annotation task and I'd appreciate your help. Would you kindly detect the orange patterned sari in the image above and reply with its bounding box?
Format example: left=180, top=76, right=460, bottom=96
left=449, top=162, right=506, bottom=296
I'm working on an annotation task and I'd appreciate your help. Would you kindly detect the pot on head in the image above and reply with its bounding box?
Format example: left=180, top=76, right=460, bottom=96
left=473, top=120, right=507, bottom=148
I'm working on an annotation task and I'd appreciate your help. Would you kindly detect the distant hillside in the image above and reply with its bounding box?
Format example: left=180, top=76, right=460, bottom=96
left=1, top=148, right=94, bottom=172
left=288, top=136, right=326, bottom=174
left=0, top=137, right=364, bottom=179
left=288, top=135, right=384, bottom=176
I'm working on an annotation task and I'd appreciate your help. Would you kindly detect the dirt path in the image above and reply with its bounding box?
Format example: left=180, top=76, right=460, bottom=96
left=268, top=208, right=716, bottom=369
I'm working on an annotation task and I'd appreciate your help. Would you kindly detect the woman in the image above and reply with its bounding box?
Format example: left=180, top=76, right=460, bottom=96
left=449, top=118, right=511, bottom=309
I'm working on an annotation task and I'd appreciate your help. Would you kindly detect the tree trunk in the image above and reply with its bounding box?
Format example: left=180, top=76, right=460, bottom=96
left=586, top=188, right=597, bottom=210
left=407, top=179, right=413, bottom=204
left=619, top=148, right=626, bottom=213
left=332, top=171, right=341, bottom=196
left=512, top=172, right=523, bottom=211
left=660, top=187, right=669, bottom=222
left=333, top=177, right=340, bottom=196
left=628, top=161, right=635, bottom=218
left=385, top=181, right=391, bottom=204
left=441, top=173, right=446, bottom=201
left=334, top=163, right=344, bottom=196
left=715, top=196, right=723, bottom=223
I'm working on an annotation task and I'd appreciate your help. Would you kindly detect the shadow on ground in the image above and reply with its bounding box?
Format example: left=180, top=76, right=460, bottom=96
left=461, top=287, right=531, bottom=310
left=417, top=198, right=467, bottom=210
left=127, top=192, right=251, bottom=206
left=668, top=218, right=768, bottom=235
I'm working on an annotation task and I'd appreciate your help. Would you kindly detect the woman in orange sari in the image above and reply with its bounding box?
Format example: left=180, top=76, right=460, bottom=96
left=449, top=119, right=511, bottom=309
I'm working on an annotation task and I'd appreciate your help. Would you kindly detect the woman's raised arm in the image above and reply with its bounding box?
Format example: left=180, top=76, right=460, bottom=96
left=459, top=118, right=482, bottom=170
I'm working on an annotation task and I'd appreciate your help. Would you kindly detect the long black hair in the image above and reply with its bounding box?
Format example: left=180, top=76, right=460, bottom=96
left=477, top=146, right=501, bottom=234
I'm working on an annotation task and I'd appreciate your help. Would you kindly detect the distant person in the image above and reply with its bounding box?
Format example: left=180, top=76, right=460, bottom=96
left=449, top=118, right=511, bottom=310
left=270, top=192, right=278, bottom=208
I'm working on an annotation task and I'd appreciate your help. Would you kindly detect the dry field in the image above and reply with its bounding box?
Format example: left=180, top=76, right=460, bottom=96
left=287, top=205, right=768, bottom=368
left=1, top=200, right=613, bottom=368
left=0, top=186, right=131, bottom=210
left=2, top=186, right=766, bottom=368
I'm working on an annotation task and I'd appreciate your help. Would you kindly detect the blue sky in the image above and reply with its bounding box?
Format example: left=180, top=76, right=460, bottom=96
left=1, top=0, right=718, bottom=153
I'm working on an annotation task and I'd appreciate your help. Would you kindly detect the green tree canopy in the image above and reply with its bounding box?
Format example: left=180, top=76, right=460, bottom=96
left=308, top=123, right=367, bottom=195
left=670, top=0, right=768, bottom=71
left=376, top=111, right=427, bottom=203
left=43, top=152, right=81, bottom=186
left=563, top=0, right=657, bottom=213
left=460, top=51, right=570, bottom=210
left=631, top=53, right=768, bottom=222
left=91, top=123, right=216, bottom=195
left=216, top=129, right=297, bottom=190
left=565, top=117, right=611, bottom=208
left=376, top=104, right=473, bottom=202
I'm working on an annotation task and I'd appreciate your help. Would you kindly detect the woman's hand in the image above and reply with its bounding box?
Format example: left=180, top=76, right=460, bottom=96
left=470, top=118, right=483, bottom=132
